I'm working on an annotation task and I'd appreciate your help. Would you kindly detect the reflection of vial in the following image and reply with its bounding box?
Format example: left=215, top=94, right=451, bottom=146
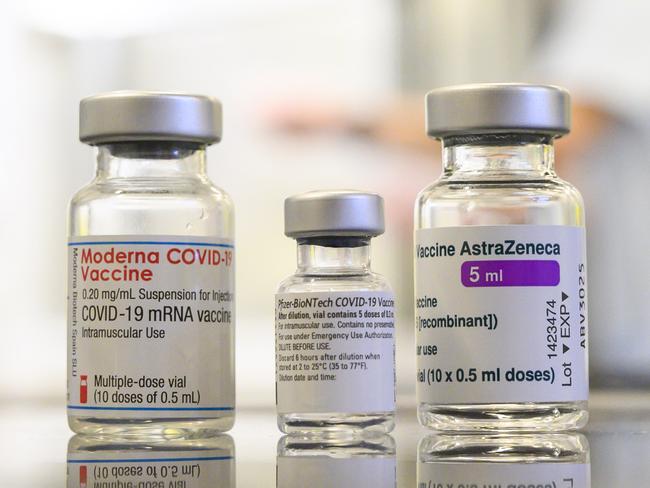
left=68, top=92, right=235, bottom=435
left=277, top=435, right=396, bottom=488
left=418, top=434, right=590, bottom=487
left=415, top=84, right=589, bottom=431
left=67, top=434, right=235, bottom=488
left=276, top=191, right=396, bottom=434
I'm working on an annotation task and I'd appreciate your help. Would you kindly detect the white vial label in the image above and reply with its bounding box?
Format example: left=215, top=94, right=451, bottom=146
left=278, top=456, right=395, bottom=488
left=415, top=225, right=588, bottom=404
left=276, top=291, right=395, bottom=414
left=67, top=451, right=234, bottom=487
left=417, top=462, right=590, bottom=487
left=67, top=236, right=235, bottom=418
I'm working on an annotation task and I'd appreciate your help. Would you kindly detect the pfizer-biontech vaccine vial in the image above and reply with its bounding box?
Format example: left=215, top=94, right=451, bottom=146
left=276, top=191, right=396, bottom=434
left=68, top=92, right=235, bottom=435
left=415, top=84, right=588, bottom=431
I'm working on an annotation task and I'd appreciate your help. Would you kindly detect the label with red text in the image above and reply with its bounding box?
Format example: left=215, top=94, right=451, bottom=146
left=67, top=236, right=235, bottom=418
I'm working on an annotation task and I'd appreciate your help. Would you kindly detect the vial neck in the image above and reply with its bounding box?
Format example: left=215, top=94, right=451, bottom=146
left=296, top=237, right=371, bottom=276
left=95, top=141, right=208, bottom=179
left=442, top=134, right=555, bottom=179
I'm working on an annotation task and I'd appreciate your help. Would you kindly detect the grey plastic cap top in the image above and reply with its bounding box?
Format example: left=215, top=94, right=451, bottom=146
left=79, top=91, right=222, bottom=145
left=426, top=83, right=571, bottom=138
left=284, top=190, right=385, bottom=239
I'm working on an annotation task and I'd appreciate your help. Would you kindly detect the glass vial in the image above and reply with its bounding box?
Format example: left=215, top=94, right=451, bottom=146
left=276, top=191, right=396, bottom=434
left=68, top=92, right=235, bottom=436
left=415, top=84, right=589, bottom=431
left=418, top=433, right=590, bottom=487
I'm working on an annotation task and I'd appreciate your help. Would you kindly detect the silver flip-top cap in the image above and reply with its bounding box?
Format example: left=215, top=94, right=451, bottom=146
left=284, top=190, right=385, bottom=239
left=79, top=91, right=222, bottom=145
left=426, top=83, right=570, bottom=138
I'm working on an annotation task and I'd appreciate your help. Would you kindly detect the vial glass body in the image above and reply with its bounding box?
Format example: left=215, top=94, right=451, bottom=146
left=68, top=142, right=235, bottom=436
left=276, top=238, right=395, bottom=434
left=415, top=134, right=588, bottom=431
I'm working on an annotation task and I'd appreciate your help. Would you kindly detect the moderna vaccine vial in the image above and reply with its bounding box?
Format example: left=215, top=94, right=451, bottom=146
left=68, top=92, right=235, bottom=435
left=415, top=84, right=588, bottom=431
left=276, top=191, right=396, bottom=434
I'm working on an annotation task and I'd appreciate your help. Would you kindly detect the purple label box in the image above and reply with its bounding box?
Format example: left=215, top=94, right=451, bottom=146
left=461, top=260, right=560, bottom=287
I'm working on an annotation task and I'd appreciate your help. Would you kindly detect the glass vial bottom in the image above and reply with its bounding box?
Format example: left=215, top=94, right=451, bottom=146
left=68, top=412, right=235, bottom=437
left=418, top=401, right=588, bottom=432
left=277, top=411, right=394, bottom=435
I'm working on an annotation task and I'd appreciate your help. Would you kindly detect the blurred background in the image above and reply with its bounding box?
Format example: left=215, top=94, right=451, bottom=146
left=1, top=0, right=648, bottom=411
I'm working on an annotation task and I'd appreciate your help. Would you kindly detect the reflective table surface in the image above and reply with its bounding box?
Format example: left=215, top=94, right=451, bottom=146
left=3, top=391, right=647, bottom=487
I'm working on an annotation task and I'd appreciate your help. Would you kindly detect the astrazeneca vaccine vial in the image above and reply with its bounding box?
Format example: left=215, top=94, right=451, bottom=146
left=415, top=84, right=589, bottom=431
left=276, top=191, right=396, bottom=434
left=418, top=434, right=590, bottom=487
left=277, top=435, right=396, bottom=488
left=67, top=434, right=235, bottom=487
left=68, top=92, right=235, bottom=436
